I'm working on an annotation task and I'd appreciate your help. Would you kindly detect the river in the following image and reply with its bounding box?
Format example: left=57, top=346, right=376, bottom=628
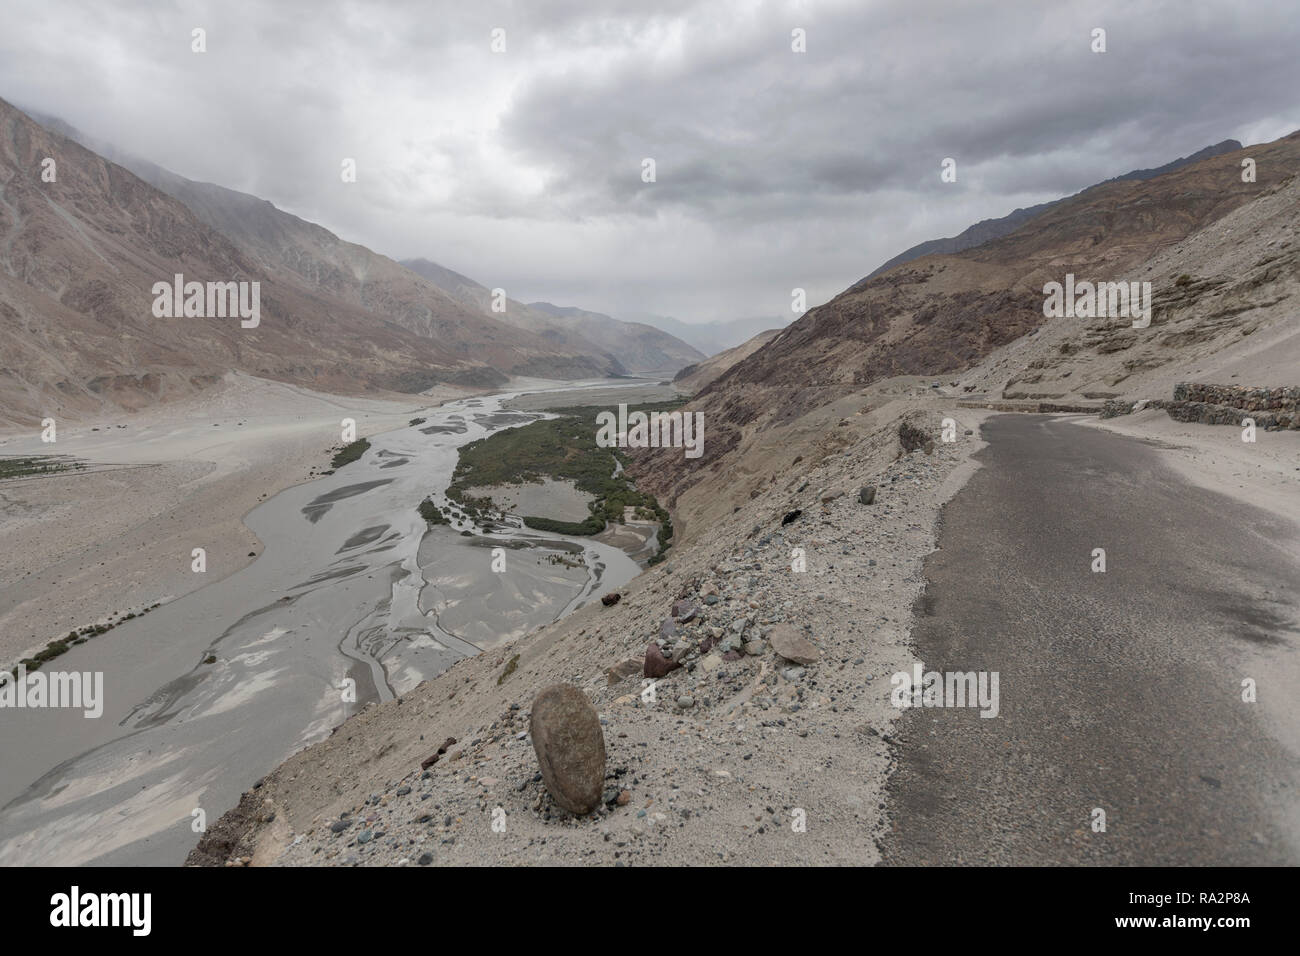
left=0, top=381, right=646, bottom=865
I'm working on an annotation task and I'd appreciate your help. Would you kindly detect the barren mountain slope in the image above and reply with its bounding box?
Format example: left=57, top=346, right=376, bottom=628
left=27, top=112, right=618, bottom=383
left=673, top=328, right=781, bottom=394
left=955, top=174, right=1300, bottom=403
left=525, top=301, right=705, bottom=376
left=397, top=258, right=626, bottom=375
left=629, top=131, right=1300, bottom=513
left=395, top=257, right=705, bottom=375
left=0, top=97, right=513, bottom=426
left=860, top=139, right=1243, bottom=282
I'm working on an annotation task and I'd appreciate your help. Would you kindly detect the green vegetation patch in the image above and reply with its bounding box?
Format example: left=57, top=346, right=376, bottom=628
left=418, top=499, right=447, bottom=524
left=0, top=456, right=85, bottom=480
left=7, top=602, right=163, bottom=677
left=443, top=401, right=678, bottom=558
left=497, top=653, right=520, bottom=685
left=330, top=438, right=371, bottom=469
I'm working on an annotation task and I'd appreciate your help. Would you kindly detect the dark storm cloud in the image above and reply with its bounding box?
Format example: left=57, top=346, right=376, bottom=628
left=1, top=0, right=1296, bottom=322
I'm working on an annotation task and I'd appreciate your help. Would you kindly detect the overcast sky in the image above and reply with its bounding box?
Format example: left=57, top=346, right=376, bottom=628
left=2, top=0, right=1297, bottom=324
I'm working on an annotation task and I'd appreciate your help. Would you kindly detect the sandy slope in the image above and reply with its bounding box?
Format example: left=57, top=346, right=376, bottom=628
left=0, top=373, right=459, bottom=665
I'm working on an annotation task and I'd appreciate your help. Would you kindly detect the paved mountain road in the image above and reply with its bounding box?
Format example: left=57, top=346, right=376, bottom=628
left=881, top=415, right=1299, bottom=865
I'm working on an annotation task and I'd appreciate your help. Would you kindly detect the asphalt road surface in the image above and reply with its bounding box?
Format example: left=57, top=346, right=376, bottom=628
left=882, top=415, right=1299, bottom=865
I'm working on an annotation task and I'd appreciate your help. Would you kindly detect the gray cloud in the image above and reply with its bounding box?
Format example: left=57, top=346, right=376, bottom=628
left=1, top=0, right=1296, bottom=323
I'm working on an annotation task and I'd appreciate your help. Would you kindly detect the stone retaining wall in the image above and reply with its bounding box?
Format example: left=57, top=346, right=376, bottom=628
left=1171, top=383, right=1300, bottom=412
left=1103, top=384, right=1299, bottom=429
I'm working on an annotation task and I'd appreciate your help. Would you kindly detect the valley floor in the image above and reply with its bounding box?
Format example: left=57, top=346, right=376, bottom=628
left=0, top=373, right=448, bottom=668
left=192, top=401, right=991, bottom=865
left=194, top=400, right=1299, bottom=867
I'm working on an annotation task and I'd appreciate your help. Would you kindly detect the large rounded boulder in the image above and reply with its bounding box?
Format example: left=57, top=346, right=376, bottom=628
left=529, top=684, right=606, bottom=815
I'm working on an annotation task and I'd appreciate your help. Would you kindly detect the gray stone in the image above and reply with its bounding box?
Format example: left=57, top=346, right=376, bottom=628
left=859, top=485, right=877, bottom=505
left=530, top=684, right=606, bottom=815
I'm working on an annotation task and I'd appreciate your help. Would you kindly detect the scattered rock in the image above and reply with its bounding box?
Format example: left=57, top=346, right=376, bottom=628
left=899, top=422, right=929, bottom=452
left=529, top=684, right=606, bottom=815
left=767, top=624, right=821, bottom=665
left=420, top=736, right=458, bottom=770
left=605, top=659, right=642, bottom=685
left=781, top=509, right=802, bottom=526
left=643, top=643, right=682, bottom=679
left=601, top=592, right=622, bottom=607
left=859, top=485, right=877, bottom=505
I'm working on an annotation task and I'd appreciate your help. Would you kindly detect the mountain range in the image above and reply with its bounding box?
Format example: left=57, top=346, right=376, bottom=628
left=0, top=99, right=706, bottom=426
left=399, top=259, right=702, bottom=376
left=624, top=312, right=790, bottom=356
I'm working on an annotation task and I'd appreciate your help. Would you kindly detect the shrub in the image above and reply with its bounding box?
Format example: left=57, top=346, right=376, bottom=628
left=330, top=438, right=371, bottom=469
left=418, top=499, right=447, bottom=524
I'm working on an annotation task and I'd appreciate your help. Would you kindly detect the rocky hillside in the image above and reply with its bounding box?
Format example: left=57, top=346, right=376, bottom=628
left=0, top=97, right=511, bottom=426
left=524, top=301, right=704, bottom=377
left=860, top=140, right=1243, bottom=282
left=956, top=171, right=1300, bottom=409
left=626, top=313, right=789, bottom=357
left=673, top=327, right=782, bottom=394
left=10, top=104, right=619, bottom=405
left=394, top=256, right=704, bottom=375
left=630, top=130, right=1300, bottom=517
